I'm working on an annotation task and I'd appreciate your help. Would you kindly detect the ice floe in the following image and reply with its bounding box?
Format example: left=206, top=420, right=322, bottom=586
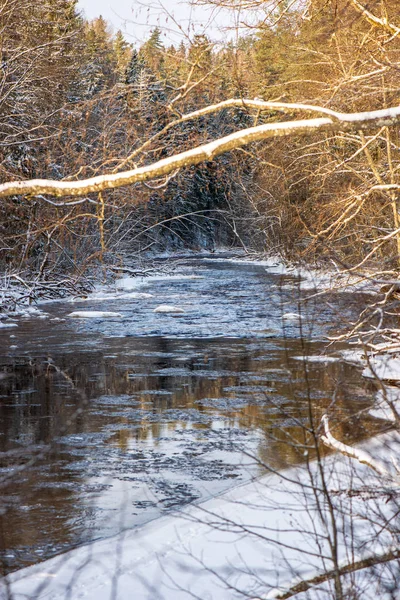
left=282, top=312, right=303, bottom=320
left=116, top=274, right=203, bottom=292
left=84, top=292, right=154, bottom=301
left=153, top=305, right=185, bottom=314
left=118, top=292, right=153, bottom=299
left=68, top=311, right=123, bottom=319
left=17, top=306, right=50, bottom=319
left=292, top=355, right=340, bottom=363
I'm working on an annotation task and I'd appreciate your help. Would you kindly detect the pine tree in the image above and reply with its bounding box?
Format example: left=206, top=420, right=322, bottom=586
left=81, top=16, right=116, bottom=96
left=113, top=30, right=132, bottom=80
left=140, top=27, right=165, bottom=77
left=124, top=46, right=166, bottom=116
left=125, top=49, right=146, bottom=85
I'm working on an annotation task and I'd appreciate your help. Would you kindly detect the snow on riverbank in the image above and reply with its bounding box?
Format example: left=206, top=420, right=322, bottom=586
left=369, top=387, right=400, bottom=422
left=203, top=253, right=374, bottom=293
left=363, top=355, right=400, bottom=381
left=0, top=250, right=379, bottom=319
left=336, top=346, right=400, bottom=381
left=3, top=430, right=400, bottom=600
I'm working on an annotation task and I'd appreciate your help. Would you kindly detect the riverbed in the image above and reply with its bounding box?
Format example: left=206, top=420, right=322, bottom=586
left=0, top=254, right=388, bottom=573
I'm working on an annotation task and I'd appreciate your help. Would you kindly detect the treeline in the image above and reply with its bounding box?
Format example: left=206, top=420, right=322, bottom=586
left=240, top=0, right=400, bottom=269
left=0, top=0, right=253, bottom=292
left=1, top=0, right=400, bottom=296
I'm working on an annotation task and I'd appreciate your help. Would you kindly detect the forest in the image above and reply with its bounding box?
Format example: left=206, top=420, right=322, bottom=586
left=1, top=0, right=400, bottom=305
left=2, top=2, right=400, bottom=600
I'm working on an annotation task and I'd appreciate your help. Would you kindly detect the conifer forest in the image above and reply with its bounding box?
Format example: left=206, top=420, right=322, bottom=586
left=1, top=0, right=399, bottom=291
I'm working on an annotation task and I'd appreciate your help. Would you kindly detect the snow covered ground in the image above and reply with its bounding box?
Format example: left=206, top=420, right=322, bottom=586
left=203, top=253, right=374, bottom=293
left=3, top=430, right=400, bottom=600
left=363, top=355, right=400, bottom=382
left=369, top=387, right=400, bottom=422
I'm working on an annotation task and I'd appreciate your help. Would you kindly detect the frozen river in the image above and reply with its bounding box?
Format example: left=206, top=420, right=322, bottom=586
left=0, top=254, right=388, bottom=573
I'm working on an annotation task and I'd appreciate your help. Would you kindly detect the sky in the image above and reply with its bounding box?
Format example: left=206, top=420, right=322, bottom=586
left=77, top=0, right=237, bottom=46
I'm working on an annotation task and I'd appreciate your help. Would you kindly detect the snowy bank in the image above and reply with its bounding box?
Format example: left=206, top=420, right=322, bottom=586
left=4, top=430, right=400, bottom=600
left=369, top=387, right=400, bottom=422
left=204, top=253, right=375, bottom=293
left=363, top=355, right=400, bottom=381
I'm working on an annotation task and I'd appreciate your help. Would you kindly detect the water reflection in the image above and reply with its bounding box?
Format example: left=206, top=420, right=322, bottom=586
left=0, top=337, right=384, bottom=573
left=0, top=257, right=388, bottom=574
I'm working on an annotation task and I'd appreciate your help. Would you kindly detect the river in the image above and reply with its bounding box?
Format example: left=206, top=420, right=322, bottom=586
left=0, top=254, right=387, bottom=574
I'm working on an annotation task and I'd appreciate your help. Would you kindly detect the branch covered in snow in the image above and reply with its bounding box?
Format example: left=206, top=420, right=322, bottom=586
left=348, top=0, right=400, bottom=35
left=320, top=414, right=395, bottom=479
left=1, top=103, right=400, bottom=199
left=262, top=547, right=400, bottom=600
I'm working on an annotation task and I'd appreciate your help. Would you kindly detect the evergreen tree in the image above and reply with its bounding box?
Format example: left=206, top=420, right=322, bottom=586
left=125, top=49, right=146, bottom=85
left=124, top=46, right=166, bottom=120
left=113, top=30, right=132, bottom=80
left=82, top=16, right=116, bottom=97
left=140, top=27, right=165, bottom=76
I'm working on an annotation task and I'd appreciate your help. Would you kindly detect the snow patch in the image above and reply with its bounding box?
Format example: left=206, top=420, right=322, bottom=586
left=292, top=355, right=340, bottom=363
left=369, top=387, right=400, bottom=422
left=362, top=356, right=400, bottom=381
left=339, top=349, right=367, bottom=365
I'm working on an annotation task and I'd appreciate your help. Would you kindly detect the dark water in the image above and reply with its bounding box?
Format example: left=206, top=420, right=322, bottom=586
left=0, top=256, right=386, bottom=573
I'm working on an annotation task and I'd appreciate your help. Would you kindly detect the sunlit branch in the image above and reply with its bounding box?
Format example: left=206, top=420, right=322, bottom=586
left=263, top=548, right=400, bottom=600
left=1, top=104, right=400, bottom=199
left=348, top=0, right=400, bottom=36
left=320, top=414, right=394, bottom=480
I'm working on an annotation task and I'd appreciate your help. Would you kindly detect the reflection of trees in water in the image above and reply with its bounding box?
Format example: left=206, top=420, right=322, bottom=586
left=0, top=337, right=386, bottom=574
left=0, top=358, right=75, bottom=447
left=0, top=342, right=384, bottom=454
left=0, top=341, right=384, bottom=455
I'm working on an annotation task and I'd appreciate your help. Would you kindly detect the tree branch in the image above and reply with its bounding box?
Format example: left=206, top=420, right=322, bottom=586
left=320, top=414, right=394, bottom=479
left=263, top=548, right=400, bottom=600
left=348, top=0, right=400, bottom=36
left=1, top=104, right=400, bottom=199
